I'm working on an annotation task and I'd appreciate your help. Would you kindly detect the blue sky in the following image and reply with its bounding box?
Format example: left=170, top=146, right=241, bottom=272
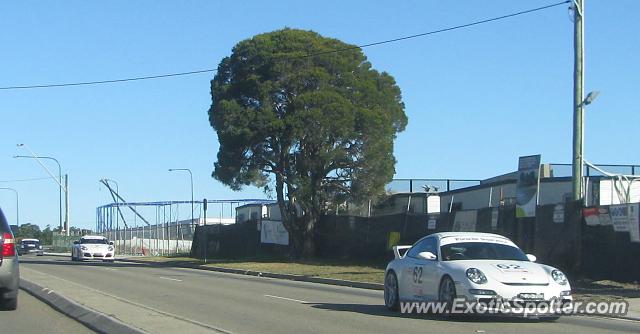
left=1, top=0, right=638, bottom=230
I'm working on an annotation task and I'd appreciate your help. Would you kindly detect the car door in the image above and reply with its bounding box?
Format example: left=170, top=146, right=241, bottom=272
left=402, top=240, right=427, bottom=301
left=417, top=237, right=441, bottom=300
left=402, top=236, right=439, bottom=301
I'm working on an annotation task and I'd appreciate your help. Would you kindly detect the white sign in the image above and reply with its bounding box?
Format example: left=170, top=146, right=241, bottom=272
left=452, top=210, right=478, bottom=232
left=260, top=220, right=289, bottom=245
left=427, top=217, right=437, bottom=230
left=553, top=204, right=565, bottom=224
left=610, top=204, right=632, bottom=232
left=427, top=195, right=441, bottom=214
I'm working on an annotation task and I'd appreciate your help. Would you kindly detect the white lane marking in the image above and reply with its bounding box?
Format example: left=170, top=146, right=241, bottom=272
left=158, top=276, right=183, bottom=282
left=101, top=267, right=119, bottom=271
left=264, top=294, right=308, bottom=304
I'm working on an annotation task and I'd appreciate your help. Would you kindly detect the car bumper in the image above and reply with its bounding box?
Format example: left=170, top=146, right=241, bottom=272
left=453, top=280, right=572, bottom=317
left=78, top=252, right=115, bottom=261
left=19, top=249, right=44, bottom=256
left=0, top=257, right=20, bottom=299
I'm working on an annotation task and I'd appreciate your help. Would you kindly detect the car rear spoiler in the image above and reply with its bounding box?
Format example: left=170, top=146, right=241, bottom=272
left=393, top=245, right=411, bottom=259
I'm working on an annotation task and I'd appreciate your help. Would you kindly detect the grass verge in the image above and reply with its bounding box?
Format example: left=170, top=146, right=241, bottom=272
left=130, top=255, right=386, bottom=284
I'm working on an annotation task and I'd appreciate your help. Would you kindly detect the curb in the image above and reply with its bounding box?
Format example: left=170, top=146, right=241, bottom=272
left=20, top=278, right=145, bottom=334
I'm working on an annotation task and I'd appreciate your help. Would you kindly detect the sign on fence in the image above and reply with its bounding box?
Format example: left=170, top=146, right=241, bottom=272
left=609, top=203, right=640, bottom=242
left=260, top=220, right=289, bottom=245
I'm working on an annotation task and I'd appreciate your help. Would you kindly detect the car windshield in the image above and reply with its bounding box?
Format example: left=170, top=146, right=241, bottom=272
left=81, top=239, right=108, bottom=244
left=441, top=242, right=529, bottom=261
left=22, top=240, right=40, bottom=245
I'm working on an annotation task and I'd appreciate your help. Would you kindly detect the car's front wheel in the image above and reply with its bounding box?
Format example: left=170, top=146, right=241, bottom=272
left=384, top=271, right=400, bottom=311
left=438, top=275, right=457, bottom=315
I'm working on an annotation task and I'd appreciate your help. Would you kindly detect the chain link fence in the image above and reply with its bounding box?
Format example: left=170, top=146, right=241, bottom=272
left=96, top=199, right=273, bottom=256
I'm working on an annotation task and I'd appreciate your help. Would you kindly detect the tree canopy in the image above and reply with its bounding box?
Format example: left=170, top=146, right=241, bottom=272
left=208, top=28, right=407, bottom=257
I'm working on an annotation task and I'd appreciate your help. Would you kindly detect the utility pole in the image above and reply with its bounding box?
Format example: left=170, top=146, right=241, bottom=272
left=572, top=0, right=585, bottom=202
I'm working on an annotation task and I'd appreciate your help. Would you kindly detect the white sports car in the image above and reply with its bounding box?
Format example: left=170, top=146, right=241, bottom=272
left=384, top=232, right=572, bottom=318
left=71, top=235, right=115, bottom=262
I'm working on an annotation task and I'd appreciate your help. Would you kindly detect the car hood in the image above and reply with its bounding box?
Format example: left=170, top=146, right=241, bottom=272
left=81, top=244, right=110, bottom=251
left=446, top=260, right=550, bottom=285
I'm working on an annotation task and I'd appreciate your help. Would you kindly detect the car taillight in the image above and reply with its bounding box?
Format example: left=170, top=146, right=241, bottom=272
left=2, top=232, right=16, bottom=257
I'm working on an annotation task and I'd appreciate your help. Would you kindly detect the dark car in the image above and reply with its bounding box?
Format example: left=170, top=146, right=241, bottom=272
left=18, top=238, right=44, bottom=256
left=0, top=207, right=19, bottom=310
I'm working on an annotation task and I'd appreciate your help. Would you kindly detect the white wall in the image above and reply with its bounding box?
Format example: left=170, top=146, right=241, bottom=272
left=599, top=179, right=640, bottom=205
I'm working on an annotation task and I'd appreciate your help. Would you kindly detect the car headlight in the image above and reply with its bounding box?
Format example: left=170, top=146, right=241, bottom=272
left=466, top=268, right=488, bottom=284
left=551, top=270, right=568, bottom=285
left=108, top=246, right=114, bottom=251
left=80, top=246, right=87, bottom=251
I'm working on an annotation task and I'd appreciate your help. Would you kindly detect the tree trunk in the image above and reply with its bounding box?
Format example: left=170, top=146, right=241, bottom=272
left=302, top=233, right=315, bottom=258
left=300, top=209, right=319, bottom=258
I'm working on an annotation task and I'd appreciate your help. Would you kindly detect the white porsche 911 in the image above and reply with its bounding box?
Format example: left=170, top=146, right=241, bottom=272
left=384, top=232, right=572, bottom=318
left=71, top=235, right=115, bottom=262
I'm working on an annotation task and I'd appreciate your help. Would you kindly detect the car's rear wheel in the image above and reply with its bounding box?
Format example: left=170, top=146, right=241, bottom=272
left=438, top=275, right=457, bottom=315
left=384, top=271, right=400, bottom=311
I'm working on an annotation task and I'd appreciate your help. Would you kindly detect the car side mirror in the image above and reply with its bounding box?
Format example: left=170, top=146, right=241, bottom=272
left=526, top=254, right=537, bottom=262
left=73, top=241, right=79, bottom=245
left=109, top=241, right=114, bottom=246
left=417, top=251, right=437, bottom=261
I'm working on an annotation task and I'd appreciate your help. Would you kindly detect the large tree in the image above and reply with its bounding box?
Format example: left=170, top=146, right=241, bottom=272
left=209, top=28, right=407, bottom=257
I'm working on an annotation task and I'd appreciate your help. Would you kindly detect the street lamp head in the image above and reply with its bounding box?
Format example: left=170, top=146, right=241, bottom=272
left=583, top=91, right=600, bottom=106
left=16, top=144, right=23, bottom=147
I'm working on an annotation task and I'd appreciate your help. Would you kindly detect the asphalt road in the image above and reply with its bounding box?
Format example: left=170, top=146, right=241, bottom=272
left=18, top=256, right=639, bottom=334
left=0, top=287, right=95, bottom=333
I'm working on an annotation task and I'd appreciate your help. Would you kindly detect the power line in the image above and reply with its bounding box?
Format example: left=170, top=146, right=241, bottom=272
left=0, top=176, right=55, bottom=183
left=0, top=1, right=570, bottom=91
left=0, top=69, right=215, bottom=90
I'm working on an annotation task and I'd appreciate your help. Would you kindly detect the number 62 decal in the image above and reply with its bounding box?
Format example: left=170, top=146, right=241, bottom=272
left=413, top=266, right=423, bottom=283
left=496, top=264, right=522, bottom=269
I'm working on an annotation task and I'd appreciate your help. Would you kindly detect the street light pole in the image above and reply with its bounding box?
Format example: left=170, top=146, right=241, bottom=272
left=16, top=144, right=69, bottom=235
left=572, top=0, right=585, bottom=201
left=168, top=168, right=194, bottom=229
left=14, top=155, right=62, bottom=232
left=0, top=188, right=19, bottom=227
